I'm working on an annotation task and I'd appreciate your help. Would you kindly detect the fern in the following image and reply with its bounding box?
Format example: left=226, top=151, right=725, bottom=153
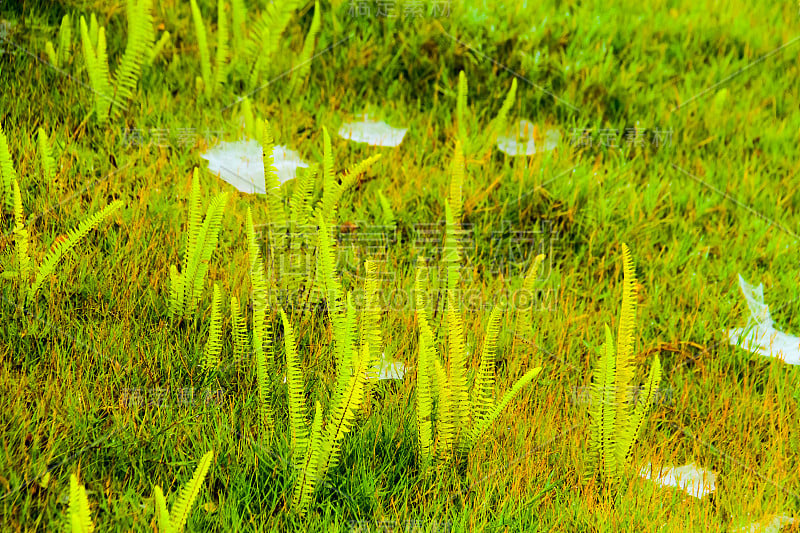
left=243, top=0, right=302, bottom=88
left=482, top=77, right=518, bottom=155
left=278, top=218, right=378, bottom=519
left=230, top=295, right=248, bottom=364
left=376, top=188, right=395, bottom=229
left=201, top=283, right=224, bottom=372
left=585, top=243, right=663, bottom=492
left=0, top=118, right=18, bottom=210
left=7, top=177, right=122, bottom=311
left=456, top=70, right=468, bottom=150
left=453, top=69, right=521, bottom=159
left=67, top=451, right=212, bottom=533
left=69, top=474, right=94, bottom=533
left=288, top=0, right=322, bottom=93
left=113, top=0, right=154, bottom=109
left=412, top=139, right=542, bottom=468
left=154, top=450, right=214, bottom=533
left=246, top=207, right=276, bottom=436
left=37, top=127, right=56, bottom=186
left=190, top=0, right=212, bottom=97
left=513, top=253, right=546, bottom=367
left=79, top=17, right=112, bottom=123
left=168, top=168, right=230, bottom=321
left=45, top=14, right=72, bottom=69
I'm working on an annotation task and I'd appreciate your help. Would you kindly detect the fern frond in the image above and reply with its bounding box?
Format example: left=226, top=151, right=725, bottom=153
left=190, top=0, right=212, bottom=97
left=27, top=200, right=123, bottom=308
left=164, top=450, right=214, bottom=533
left=377, top=188, right=395, bottom=229
left=153, top=486, right=172, bottom=533
left=1, top=115, right=19, bottom=210
left=69, top=474, right=94, bottom=533
left=482, top=77, right=517, bottom=155
left=282, top=307, right=309, bottom=473
left=148, top=31, right=171, bottom=65
left=618, top=354, right=661, bottom=469
left=259, top=119, right=286, bottom=249
left=231, top=0, right=247, bottom=53
left=466, top=366, right=542, bottom=452
left=11, top=180, right=30, bottom=292
left=201, top=283, right=223, bottom=372
left=449, top=140, right=464, bottom=222
left=45, top=41, right=59, bottom=67
left=456, top=70, right=468, bottom=150
left=88, top=14, right=99, bottom=48
left=600, top=325, right=618, bottom=487
left=315, top=213, right=344, bottom=337
left=247, top=207, right=275, bottom=436
left=183, top=190, right=230, bottom=316
left=290, top=164, right=317, bottom=229
left=243, top=0, right=301, bottom=87
left=289, top=0, right=321, bottom=92
left=471, top=302, right=504, bottom=429
left=291, top=399, right=323, bottom=517
left=230, top=295, right=248, bottom=363
left=416, top=313, right=435, bottom=463
left=433, top=356, right=454, bottom=462
left=358, top=260, right=383, bottom=387
left=37, top=127, right=56, bottom=185
left=446, top=290, right=470, bottom=454
left=315, top=338, right=369, bottom=484
left=113, top=0, right=153, bottom=113
left=58, top=14, right=72, bottom=66
left=514, top=254, right=545, bottom=344
left=613, top=243, right=637, bottom=451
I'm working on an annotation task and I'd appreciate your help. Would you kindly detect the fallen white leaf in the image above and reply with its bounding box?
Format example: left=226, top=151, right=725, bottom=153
left=733, top=514, right=796, bottom=533
left=497, top=119, right=560, bottom=156
left=725, top=274, right=800, bottom=365
left=639, top=462, right=717, bottom=499
left=201, top=138, right=308, bottom=194
left=338, top=115, right=407, bottom=147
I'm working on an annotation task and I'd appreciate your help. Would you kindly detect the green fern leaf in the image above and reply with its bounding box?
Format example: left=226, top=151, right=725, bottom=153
left=36, top=127, right=56, bottom=185
left=69, top=474, right=95, bottom=533
left=247, top=207, right=275, bottom=435
left=112, top=0, right=153, bottom=114
left=467, top=366, right=542, bottom=452
left=282, top=307, right=309, bottom=473
left=190, top=0, right=212, bottom=97
left=289, top=0, right=321, bottom=92
left=1, top=115, right=19, bottom=209
left=165, top=450, right=214, bottom=533
left=27, top=200, right=122, bottom=308
left=201, top=283, right=223, bottom=372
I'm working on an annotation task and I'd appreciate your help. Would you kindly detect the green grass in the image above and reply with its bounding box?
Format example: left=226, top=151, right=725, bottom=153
left=1, top=0, right=799, bottom=530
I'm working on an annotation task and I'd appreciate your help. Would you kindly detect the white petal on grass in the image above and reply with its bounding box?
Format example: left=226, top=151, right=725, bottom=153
left=201, top=139, right=308, bottom=194
left=639, top=462, right=717, bottom=499
left=338, top=115, right=408, bottom=147
left=281, top=351, right=406, bottom=384
left=497, top=119, right=560, bottom=156
left=725, top=274, right=800, bottom=365
left=732, top=514, right=796, bottom=533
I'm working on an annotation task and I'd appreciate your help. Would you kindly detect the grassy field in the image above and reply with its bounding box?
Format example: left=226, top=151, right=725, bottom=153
left=1, top=0, right=799, bottom=531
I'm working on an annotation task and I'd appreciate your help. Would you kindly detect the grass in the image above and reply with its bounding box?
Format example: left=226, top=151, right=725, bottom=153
left=1, top=0, right=799, bottom=530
